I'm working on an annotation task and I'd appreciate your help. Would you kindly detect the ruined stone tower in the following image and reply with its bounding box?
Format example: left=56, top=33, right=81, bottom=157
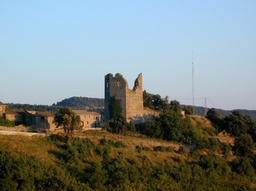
left=104, top=73, right=144, bottom=122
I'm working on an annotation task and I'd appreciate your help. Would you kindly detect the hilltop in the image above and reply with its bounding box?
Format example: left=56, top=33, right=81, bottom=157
left=52, top=96, right=104, bottom=111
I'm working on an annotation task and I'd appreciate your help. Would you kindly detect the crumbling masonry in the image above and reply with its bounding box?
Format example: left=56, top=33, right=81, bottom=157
left=104, top=73, right=158, bottom=123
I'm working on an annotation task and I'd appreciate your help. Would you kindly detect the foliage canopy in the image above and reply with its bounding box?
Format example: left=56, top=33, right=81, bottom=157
left=53, top=107, right=81, bottom=133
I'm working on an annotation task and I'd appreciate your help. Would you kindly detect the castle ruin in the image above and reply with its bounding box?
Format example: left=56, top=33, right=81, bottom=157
left=104, top=73, right=158, bottom=123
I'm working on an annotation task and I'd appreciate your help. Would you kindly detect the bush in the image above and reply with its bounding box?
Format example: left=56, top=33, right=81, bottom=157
left=189, top=149, right=201, bottom=160
left=154, top=146, right=166, bottom=152
left=153, top=146, right=175, bottom=152
left=136, top=145, right=153, bottom=152
left=177, top=146, right=188, bottom=155
left=142, top=146, right=151, bottom=151
left=221, top=143, right=231, bottom=158
left=232, top=157, right=255, bottom=180
left=0, top=117, right=15, bottom=127
left=114, top=141, right=126, bottom=148
left=196, top=138, right=220, bottom=152
left=166, top=146, right=175, bottom=152
left=94, top=145, right=104, bottom=156
left=234, top=134, right=254, bottom=158
left=136, top=145, right=142, bottom=153
left=100, top=138, right=126, bottom=148
left=48, top=133, right=68, bottom=143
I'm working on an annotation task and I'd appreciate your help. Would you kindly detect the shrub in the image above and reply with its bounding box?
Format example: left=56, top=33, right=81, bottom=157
left=126, top=158, right=137, bottom=165
left=154, top=146, right=166, bottom=152
left=0, top=117, right=15, bottom=127
left=196, top=138, right=220, bottom=152
left=100, top=138, right=126, bottom=148
left=153, top=146, right=175, bottom=152
left=221, top=143, right=231, bottom=158
left=142, top=146, right=151, bottom=151
left=232, top=157, right=255, bottom=180
left=189, top=149, right=201, bottom=160
left=234, top=134, right=254, bottom=158
left=94, top=145, right=104, bottom=156
left=166, top=146, right=175, bottom=152
left=177, top=146, right=188, bottom=155
left=114, top=141, right=126, bottom=148
left=136, top=145, right=142, bottom=153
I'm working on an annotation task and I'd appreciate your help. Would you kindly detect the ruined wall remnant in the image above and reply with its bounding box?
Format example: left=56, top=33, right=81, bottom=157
left=104, top=73, right=157, bottom=123
left=104, top=73, right=143, bottom=121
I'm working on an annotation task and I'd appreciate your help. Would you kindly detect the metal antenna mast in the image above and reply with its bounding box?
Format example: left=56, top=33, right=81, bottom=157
left=192, top=51, right=195, bottom=114
left=205, top=97, right=207, bottom=116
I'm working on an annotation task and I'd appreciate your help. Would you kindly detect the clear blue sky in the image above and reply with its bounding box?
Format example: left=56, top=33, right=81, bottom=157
left=1, top=1, right=255, bottom=110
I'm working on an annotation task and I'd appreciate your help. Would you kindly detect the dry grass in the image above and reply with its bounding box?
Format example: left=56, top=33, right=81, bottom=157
left=0, top=130, right=186, bottom=167
left=0, top=115, right=232, bottom=167
left=190, top=115, right=213, bottom=128
left=0, top=135, right=64, bottom=165
left=79, top=130, right=181, bottom=150
left=76, top=130, right=185, bottom=166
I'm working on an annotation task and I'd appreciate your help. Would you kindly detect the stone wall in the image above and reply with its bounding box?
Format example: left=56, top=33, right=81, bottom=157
left=0, top=104, right=6, bottom=116
left=104, top=73, right=128, bottom=121
left=104, top=73, right=157, bottom=123
left=73, top=110, right=102, bottom=128
left=126, top=74, right=143, bottom=120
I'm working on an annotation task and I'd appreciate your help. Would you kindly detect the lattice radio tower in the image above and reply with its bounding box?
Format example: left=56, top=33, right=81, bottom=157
left=192, top=51, right=195, bottom=114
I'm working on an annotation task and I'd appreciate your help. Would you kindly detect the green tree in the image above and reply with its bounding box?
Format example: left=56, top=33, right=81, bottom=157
left=108, top=114, right=128, bottom=134
left=223, top=111, right=255, bottom=137
left=170, top=100, right=181, bottom=113
left=127, top=121, right=136, bottom=132
left=143, top=90, right=153, bottom=109
left=206, top=108, right=220, bottom=120
left=221, top=143, right=232, bottom=158
left=152, top=94, right=167, bottom=110
left=232, top=157, right=255, bottom=179
left=144, top=108, right=198, bottom=144
left=53, top=107, right=81, bottom=133
left=144, top=120, right=162, bottom=138
left=206, top=108, right=224, bottom=134
left=234, top=134, right=254, bottom=158
left=184, top=106, right=194, bottom=115
left=245, top=115, right=256, bottom=142
left=143, top=90, right=168, bottom=111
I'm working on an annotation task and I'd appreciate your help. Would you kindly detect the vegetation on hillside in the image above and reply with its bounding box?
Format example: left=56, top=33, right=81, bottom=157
left=6, top=103, right=59, bottom=113
left=191, top=105, right=256, bottom=122
left=1, top=91, right=256, bottom=189
left=138, top=108, right=199, bottom=144
left=143, top=90, right=168, bottom=110
left=0, top=130, right=256, bottom=190
left=0, top=117, right=15, bottom=127
left=1, top=96, right=256, bottom=190
left=206, top=108, right=256, bottom=160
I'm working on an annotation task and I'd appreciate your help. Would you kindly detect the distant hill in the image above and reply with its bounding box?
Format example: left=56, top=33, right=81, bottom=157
left=6, top=103, right=59, bottom=113
left=52, top=96, right=104, bottom=112
left=53, top=97, right=256, bottom=121
left=191, top=106, right=256, bottom=122
left=5, top=96, right=256, bottom=121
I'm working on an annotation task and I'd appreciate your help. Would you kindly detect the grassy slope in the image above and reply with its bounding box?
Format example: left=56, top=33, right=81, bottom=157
left=0, top=115, right=224, bottom=166
left=0, top=131, right=185, bottom=168
left=1, top=116, right=255, bottom=190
